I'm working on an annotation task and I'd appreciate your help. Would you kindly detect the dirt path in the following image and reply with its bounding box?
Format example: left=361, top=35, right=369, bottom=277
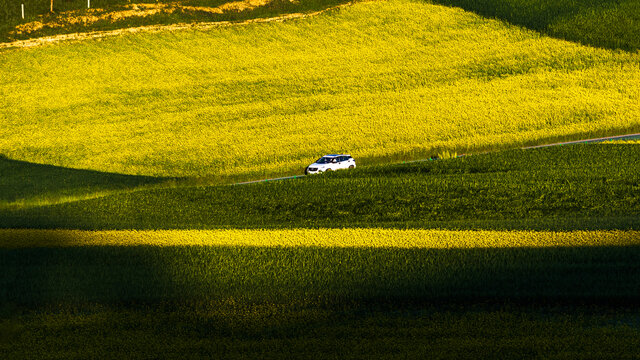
left=523, top=133, right=640, bottom=149
left=0, top=1, right=359, bottom=50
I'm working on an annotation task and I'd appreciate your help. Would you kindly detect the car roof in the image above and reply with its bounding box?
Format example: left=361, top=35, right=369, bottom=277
left=323, top=154, right=351, bottom=157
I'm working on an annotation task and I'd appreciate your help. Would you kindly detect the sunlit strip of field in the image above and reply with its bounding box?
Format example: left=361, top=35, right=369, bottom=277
left=610, top=140, right=640, bottom=144
left=3, top=228, right=639, bottom=248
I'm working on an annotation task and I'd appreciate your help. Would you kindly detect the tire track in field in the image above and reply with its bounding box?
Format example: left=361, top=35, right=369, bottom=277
left=0, top=1, right=363, bottom=50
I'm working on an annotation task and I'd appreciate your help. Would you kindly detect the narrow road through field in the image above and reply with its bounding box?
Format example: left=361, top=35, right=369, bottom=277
left=234, top=132, right=640, bottom=185
left=523, top=133, right=640, bottom=149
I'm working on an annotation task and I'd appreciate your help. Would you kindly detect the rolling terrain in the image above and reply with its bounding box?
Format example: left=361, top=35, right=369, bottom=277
left=2, top=144, right=640, bottom=358
left=0, top=0, right=354, bottom=43
left=2, top=0, right=640, bottom=358
left=1, top=0, right=639, bottom=182
left=0, top=155, right=175, bottom=209
left=2, top=0, right=639, bottom=51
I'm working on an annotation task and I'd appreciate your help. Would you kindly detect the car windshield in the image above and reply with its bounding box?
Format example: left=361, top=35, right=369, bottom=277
left=316, top=156, right=335, bottom=164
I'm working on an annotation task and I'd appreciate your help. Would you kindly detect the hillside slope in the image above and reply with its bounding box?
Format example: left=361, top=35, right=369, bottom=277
left=2, top=0, right=639, bottom=51
left=1, top=0, right=639, bottom=180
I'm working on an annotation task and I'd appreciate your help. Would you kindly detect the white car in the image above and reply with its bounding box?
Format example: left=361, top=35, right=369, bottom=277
left=305, top=154, right=356, bottom=175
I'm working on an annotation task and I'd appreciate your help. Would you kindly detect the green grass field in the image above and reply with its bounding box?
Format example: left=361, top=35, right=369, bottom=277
left=2, top=226, right=640, bottom=358
left=0, top=155, right=175, bottom=209
left=3, top=144, right=640, bottom=358
left=2, top=303, right=638, bottom=359
left=2, top=0, right=640, bottom=357
left=3, top=144, right=639, bottom=230
left=3, top=229, right=640, bottom=304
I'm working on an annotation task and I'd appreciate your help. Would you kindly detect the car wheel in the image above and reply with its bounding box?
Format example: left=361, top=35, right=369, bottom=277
left=325, top=169, right=332, bottom=172
left=349, top=165, right=354, bottom=169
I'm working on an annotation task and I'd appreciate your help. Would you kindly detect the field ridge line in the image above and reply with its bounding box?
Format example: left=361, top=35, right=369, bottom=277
left=0, top=0, right=369, bottom=50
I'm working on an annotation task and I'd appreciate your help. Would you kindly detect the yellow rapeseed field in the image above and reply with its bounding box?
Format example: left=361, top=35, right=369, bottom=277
left=2, top=228, right=639, bottom=248
left=1, top=0, right=639, bottom=179
left=610, top=140, right=640, bottom=144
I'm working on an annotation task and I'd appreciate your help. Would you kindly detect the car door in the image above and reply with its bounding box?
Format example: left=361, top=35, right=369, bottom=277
left=346, top=156, right=354, bottom=168
left=343, top=156, right=352, bottom=169
left=329, top=157, right=339, bottom=170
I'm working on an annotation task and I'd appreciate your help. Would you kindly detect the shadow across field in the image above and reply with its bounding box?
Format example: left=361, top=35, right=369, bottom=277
left=0, top=156, right=176, bottom=208
left=429, top=0, right=640, bottom=51
left=2, top=300, right=640, bottom=359
left=2, top=242, right=639, bottom=306
left=2, top=230, right=640, bottom=358
left=0, top=0, right=353, bottom=44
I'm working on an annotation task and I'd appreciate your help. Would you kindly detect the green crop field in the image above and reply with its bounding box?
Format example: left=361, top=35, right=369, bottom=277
left=2, top=302, right=638, bottom=359
left=3, top=144, right=640, bottom=230
left=2, top=0, right=640, bottom=357
left=0, top=155, right=176, bottom=209
left=2, top=225, right=640, bottom=358
left=5, top=228, right=640, bottom=304
left=2, top=227, right=640, bottom=359
left=3, top=144, right=640, bottom=357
